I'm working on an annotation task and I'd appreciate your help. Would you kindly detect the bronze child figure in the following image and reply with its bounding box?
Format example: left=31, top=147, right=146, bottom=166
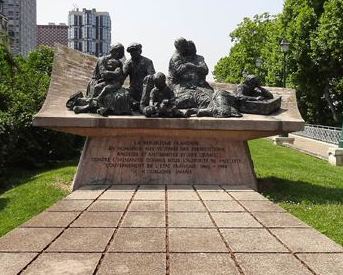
left=144, top=72, right=187, bottom=118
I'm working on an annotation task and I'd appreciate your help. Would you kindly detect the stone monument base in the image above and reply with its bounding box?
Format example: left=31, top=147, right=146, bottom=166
left=328, top=147, right=343, bottom=166
left=272, top=136, right=295, bottom=146
left=72, top=130, right=257, bottom=190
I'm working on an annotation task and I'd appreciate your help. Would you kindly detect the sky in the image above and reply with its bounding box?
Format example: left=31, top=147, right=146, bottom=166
left=37, top=0, right=285, bottom=80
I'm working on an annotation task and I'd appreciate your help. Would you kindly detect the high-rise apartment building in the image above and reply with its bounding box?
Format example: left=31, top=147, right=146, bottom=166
left=2, top=0, right=37, bottom=56
left=37, top=23, right=68, bottom=47
left=68, top=8, right=111, bottom=57
left=0, top=0, right=9, bottom=47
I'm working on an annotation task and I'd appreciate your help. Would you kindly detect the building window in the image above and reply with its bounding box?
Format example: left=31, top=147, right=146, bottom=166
left=99, top=42, right=103, bottom=54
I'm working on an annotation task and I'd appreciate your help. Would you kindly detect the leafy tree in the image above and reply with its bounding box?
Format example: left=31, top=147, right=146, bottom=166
left=214, top=0, right=343, bottom=126
left=0, top=46, right=83, bottom=173
left=280, top=0, right=323, bottom=123
left=214, top=13, right=280, bottom=85
left=311, top=0, right=343, bottom=123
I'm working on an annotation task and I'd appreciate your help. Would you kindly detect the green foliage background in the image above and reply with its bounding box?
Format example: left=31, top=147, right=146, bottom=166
left=0, top=46, right=83, bottom=173
left=214, top=0, right=343, bottom=126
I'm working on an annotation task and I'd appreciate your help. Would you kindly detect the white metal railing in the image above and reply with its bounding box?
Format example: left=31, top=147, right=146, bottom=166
left=293, top=124, right=342, bottom=145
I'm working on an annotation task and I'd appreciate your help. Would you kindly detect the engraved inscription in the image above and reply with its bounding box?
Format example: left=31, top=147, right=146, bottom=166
left=91, top=139, right=241, bottom=175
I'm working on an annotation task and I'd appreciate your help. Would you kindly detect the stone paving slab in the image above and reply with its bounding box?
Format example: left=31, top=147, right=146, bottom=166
left=99, top=191, right=135, bottom=200
left=128, top=200, right=165, bottom=212
left=70, top=211, right=122, bottom=228
left=198, top=191, right=233, bottom=201
left=109, top=228, right=165, bottom=252
left=78, top=184, right=110, bottom=191
left=168, top=200, right=206, bottom=212
left=47, top=199, right=93, bottom=212
left=0, top=253, right=37, bottom=275
left=87, top=200, right=129, bottom=212
left=220, top=228, right=288, bottom=253
left=121, top=211, right=165, bottom=228
left=236, top=253, right=314, bottom=275
left=134, top=191, right=165, bottom=201
left=168, top=212, right=214, bottom=228
left=23, top=253, right=101, bottom=275
left=229, top=191, right=269, bottom=201
left=168, top=191, right=199, bottom=201
left=297, top=253, right=343, bottom=275
left=169, top=253, right=240, bottom=275
left=167, top=185, right=194, bottom=191
left=253, top=212, right=309, bottom=228
left=0, top=184, right=342, bottom=275
left=108, top=185, right=137, bottom=191
left=46, top=228, right=114, bottom=252
left=0, top=228, right=63, bottom=252
left=65, top=190, right=104, bottom=200
left=239, top=200, right=286, bottom=212
left=222, top=185, right=255, bottom=191
left=271, top=228, right=343, bottom=253
left=138, top=185, right=166, bottom=191
left=212, top=212, right=263, bottom=228
left=169, top=228, right=227, bottom=252
left=204, top=200, right=245, bottom=212
left=97, top=253, right=166, bottom=275
left=194, top=185, right=225, bottom=191
left=21, top=212, right=80, bottom=228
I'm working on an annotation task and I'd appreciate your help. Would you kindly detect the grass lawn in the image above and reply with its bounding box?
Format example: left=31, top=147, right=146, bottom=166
left=0, top=162, right=75, bottom=237
left=250, top=139, right=343, bottom=246
left=0, top=139, right=342, bottom=247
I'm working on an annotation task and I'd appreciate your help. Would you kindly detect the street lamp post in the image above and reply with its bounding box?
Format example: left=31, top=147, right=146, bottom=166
left=280, top=39, right=290, bottom=88
left=255, top=57, right=263, bottom=69
left=255, top=57, right=263, bottom=80
left=277, top=39, right=291, bottom=139
left=339, top=119, right=343, bottom=148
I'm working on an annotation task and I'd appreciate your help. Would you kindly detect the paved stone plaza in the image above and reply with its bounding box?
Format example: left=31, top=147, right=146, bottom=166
left=0, top=185, right=342, bottom=274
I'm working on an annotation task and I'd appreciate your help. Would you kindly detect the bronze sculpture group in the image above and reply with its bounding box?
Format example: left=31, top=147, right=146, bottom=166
left=67, top=38, right=281, bottom=118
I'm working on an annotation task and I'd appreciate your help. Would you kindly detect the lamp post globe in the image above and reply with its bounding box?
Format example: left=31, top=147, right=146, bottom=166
left=255, top=57, right=263, bottom=68
left=280, top=39, right=290, bottom=53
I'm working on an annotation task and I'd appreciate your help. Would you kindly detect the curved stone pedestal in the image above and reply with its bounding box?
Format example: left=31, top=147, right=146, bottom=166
left=33, top=46, right=305, bottom=191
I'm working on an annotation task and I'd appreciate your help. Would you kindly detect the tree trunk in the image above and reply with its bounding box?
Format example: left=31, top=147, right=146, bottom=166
left=323, top=82, right=339, bottom=123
